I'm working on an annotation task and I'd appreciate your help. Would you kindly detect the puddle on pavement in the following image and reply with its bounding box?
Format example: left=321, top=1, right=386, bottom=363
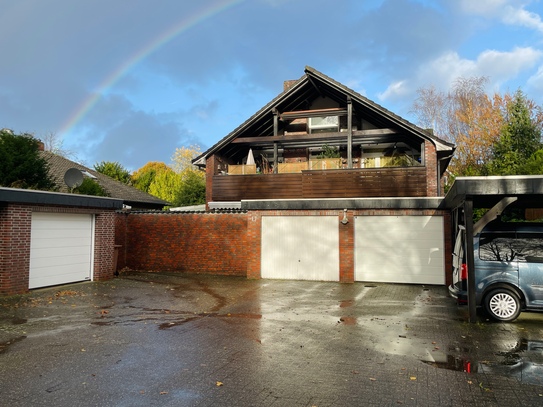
left=422, top=339, right=543, bottom=386
left=0, top=336, right=27, bottom=353
left=339, top=300, right=354, bottom=308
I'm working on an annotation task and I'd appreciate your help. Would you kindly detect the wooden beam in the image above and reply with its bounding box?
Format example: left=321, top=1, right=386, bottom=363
left=464, top=199, right=477, bottom=323
left=280, top=108, right=348, bottom=120
left=231, top=128, right=399, bottom=144
left=273, top=109, right=278, bottom=174
left=307, top=75, right=324, bottom=97
left=347, top=97, right=353, bottom=169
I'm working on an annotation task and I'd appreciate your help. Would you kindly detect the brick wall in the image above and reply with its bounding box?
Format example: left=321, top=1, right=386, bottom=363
left=425, top=141, right=439, bottom=197
left=0, top=204, right=117, bottom=295
left=120, top=212, right=248, bottom=276
left=94, top=211, right=116, bottom=281
left=117, top=209, right=452, bottom=285
left=0, top=205, right=32, bottom=294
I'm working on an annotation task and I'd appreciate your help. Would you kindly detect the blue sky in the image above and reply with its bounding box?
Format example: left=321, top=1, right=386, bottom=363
left=1, top=0, right=543, bottom=170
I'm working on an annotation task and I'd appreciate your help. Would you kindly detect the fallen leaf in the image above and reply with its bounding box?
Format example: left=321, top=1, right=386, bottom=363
left=216, top=381, right=224, bottom=387
left=410, top=376, right=417, bottom=381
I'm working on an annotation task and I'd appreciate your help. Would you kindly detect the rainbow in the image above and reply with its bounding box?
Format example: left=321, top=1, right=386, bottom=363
left=59, top=0, right=245, bottom=136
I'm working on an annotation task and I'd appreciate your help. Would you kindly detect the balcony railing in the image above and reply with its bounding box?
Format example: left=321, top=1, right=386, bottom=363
left=212, top=166, right=427, bottom=201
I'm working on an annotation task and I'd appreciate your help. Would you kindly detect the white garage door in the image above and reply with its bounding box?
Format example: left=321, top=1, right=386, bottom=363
left=261, top=216, right=339, bottom=281
left=29, top=212, right=94, bottom=289
left=354, top=216, right=444, bottom=284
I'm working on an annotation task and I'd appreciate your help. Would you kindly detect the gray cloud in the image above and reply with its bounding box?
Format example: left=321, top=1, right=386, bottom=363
left=1, top=0, right=542, bottom=169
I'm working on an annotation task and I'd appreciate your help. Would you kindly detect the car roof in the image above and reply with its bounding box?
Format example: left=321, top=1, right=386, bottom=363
left=482, top=221, right=543, bottom=234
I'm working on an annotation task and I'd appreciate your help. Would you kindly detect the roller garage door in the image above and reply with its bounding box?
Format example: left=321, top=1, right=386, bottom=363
left=261, top=216, right=339, bottom=281
left=354, top=216, right=444, bottom=284
left=29, top=212, right=94, bottom=289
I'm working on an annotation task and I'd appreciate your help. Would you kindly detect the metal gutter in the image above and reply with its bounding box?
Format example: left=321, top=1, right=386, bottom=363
left=0, top=187, right=123, bottom=209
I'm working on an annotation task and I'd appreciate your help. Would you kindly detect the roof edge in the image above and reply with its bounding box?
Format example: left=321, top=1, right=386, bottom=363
left=0, top=187, right=123, bottom=209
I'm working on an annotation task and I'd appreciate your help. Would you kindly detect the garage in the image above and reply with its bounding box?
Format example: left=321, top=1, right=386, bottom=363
left=261, top=216, right=339, bottom=281
left=354, top=215, right=444, bottom=284
left=29, top=212, right=94, bottom=289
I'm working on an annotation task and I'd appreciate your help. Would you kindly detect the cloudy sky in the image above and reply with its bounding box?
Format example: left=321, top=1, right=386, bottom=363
left=1, top=0, right=543, bottom=170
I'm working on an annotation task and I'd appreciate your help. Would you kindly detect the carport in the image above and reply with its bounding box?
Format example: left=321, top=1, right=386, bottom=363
left=441, top=175, right=543, bottom=322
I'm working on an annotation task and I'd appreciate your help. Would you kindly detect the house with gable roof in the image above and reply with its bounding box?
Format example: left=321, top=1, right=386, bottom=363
left=41, top=150, right=169, bottom=210
left=193, top=66, right=454, bottom=208
left=190, top=66, right=455, bottom=285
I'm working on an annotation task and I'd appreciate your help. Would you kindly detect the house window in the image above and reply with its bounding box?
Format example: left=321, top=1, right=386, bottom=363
left=309, top=116, right=339, bottom=133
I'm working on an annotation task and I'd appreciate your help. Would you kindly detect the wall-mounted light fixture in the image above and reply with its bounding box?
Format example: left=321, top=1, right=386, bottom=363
left=341, top=208, right=349, bottom=225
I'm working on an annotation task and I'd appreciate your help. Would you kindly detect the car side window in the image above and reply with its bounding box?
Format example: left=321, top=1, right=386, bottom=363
left=515, top=233, right=543, bottom=263
left=479, top=233, right=517, bottom=262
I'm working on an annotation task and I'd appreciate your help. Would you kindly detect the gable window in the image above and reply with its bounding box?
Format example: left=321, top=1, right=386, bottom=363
left=308, top=116, right=339, bottom=133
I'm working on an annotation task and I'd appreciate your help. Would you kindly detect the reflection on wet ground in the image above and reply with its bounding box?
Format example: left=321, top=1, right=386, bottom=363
left=2, top=272, right=543, bottom=406
left=423, top=339, right=543, bottom=386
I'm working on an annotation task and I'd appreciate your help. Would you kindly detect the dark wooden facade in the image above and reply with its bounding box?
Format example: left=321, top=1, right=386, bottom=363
left=212, top=167, right=427, bottom=201
left=194, top=67, right=455, bottom=206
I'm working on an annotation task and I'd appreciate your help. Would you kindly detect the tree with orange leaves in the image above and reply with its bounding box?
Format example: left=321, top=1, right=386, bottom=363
left=412, top=77, right=510, bottom=178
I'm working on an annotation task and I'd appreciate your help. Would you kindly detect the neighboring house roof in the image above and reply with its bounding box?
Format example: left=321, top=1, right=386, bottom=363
left=41, top=151, right=169, bottom=209
left=193, top=66, right=455, bottom=170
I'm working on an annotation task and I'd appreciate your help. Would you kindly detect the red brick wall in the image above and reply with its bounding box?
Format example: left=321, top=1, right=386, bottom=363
left=246, top=213, right=261, bottom=279
left=425, top=142, right=438, bottom=196
left=0, top=205, right=32, bottom=294
left=121, top=212, right=248, bottom=276
left=93, top=211, right=116, bottom=281
left=115, top=212, right=128, bottom=270
left=339, top=210, right=354, bottom=283
left=116, top=209, right=452, bottom=285
left=0, top=204, right=117, bottom=295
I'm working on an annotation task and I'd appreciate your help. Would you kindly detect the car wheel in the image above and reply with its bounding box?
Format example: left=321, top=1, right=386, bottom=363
left=484, top=289, right=521, bottom=322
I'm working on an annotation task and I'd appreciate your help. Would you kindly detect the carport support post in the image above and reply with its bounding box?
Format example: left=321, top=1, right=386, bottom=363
left=464, top=199, right=477, bottom=322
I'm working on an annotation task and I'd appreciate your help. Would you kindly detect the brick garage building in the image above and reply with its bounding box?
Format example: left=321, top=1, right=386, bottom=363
left=115, top=199, right=452, bottom=286
left=0, top=187, right=122, bottom=295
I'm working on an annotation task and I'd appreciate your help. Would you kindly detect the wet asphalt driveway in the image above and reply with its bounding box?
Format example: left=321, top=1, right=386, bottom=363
left=2, top=272, right=543, bottom=407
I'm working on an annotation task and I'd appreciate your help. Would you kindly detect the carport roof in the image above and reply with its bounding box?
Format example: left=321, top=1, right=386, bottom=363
left=0, top=187, right=123, bottom=209
left=441, top=175, right=543, bottom=210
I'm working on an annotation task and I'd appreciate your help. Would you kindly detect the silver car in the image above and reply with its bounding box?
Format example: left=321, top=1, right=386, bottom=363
left=449, top=221, right=543, bottom=322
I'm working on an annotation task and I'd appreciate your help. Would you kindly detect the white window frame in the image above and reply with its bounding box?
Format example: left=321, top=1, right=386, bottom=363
left=308, top=116, right=339, bottom=133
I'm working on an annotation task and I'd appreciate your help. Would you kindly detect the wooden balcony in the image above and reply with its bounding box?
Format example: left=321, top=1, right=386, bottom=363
left=211, top=166, right=427, bottom=201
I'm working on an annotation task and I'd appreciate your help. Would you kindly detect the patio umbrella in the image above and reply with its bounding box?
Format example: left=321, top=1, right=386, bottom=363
left=246, top=148, right=255, bottom=165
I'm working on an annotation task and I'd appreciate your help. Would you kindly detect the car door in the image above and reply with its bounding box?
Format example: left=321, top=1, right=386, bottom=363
left=477, top=232, right=519, bottom=289
left=517, top=233, right=543, bottom=308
